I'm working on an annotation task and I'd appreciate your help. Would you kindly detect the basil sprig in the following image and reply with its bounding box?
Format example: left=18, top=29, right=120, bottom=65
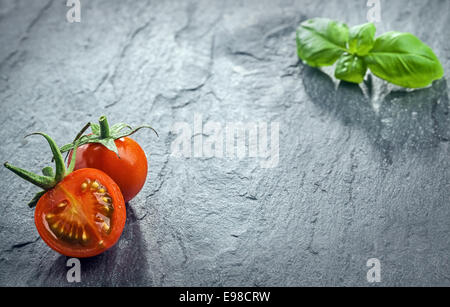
left=296, top=18, right=444, bottom=88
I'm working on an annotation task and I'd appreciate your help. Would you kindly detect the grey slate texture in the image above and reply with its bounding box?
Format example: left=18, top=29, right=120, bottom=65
left=0, top=0, right=449, bottom=286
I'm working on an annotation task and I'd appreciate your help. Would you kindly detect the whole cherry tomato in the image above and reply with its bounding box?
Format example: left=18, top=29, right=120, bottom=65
left=63, top=116, right=157, bottom=203
left=4, top=133, right=126, bottom=258
left=69, top=137, right=147, bottom=203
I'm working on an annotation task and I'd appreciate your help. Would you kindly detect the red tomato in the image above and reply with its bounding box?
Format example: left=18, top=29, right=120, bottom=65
left=34, top=168, right=126, bottom=258
left=68, top=137, right=148, bottom=203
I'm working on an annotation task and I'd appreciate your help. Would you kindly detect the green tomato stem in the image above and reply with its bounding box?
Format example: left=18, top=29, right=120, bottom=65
left=28, top=190, right=46, bottom=208
left=42, top=166, right=54, bottom=177
left=27, top=133, right=66, bottom=183
left=59, top=117, right=158, bottom=156
left=66, top=139, right=81, bottom=174
left=99, top=116, right=111, bottom=139
left=4, top=133, right=81, bottom=208
left=4, top=162, right=55, bottom=190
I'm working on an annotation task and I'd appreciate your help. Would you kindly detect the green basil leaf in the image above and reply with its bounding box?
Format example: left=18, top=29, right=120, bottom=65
left=364, top=32, right=444, bottom=88
left=335, top=53, right=367, bottom=84
left=296, top=18, right=349, bottom=67
left=348, top=22, right=376, bottom=56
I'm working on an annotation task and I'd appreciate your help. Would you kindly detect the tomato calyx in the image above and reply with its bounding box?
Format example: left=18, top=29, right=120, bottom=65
left=4, top=132, right=81, bottom=208
left=59, top=115, right=158, bottom=157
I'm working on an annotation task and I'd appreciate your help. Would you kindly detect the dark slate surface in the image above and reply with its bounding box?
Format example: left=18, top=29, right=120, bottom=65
left=0, top=0, right=449, bottom=286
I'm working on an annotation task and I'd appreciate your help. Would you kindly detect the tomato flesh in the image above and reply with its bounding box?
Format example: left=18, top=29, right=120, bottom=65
left=69, top=137, right=148, bottom=203
left=34, top=168, right=126, bottom=258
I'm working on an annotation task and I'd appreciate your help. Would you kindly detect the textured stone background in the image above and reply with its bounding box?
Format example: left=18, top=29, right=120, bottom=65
left=0, top=0, right=449, bottom=286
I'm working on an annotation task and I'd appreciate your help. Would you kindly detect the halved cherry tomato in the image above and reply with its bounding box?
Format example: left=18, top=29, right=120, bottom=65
left=35, top=168, right=126, bottom=258
left=4, top=132, right=127, bottom=258
left=68, top=137, right=147, bottom=203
